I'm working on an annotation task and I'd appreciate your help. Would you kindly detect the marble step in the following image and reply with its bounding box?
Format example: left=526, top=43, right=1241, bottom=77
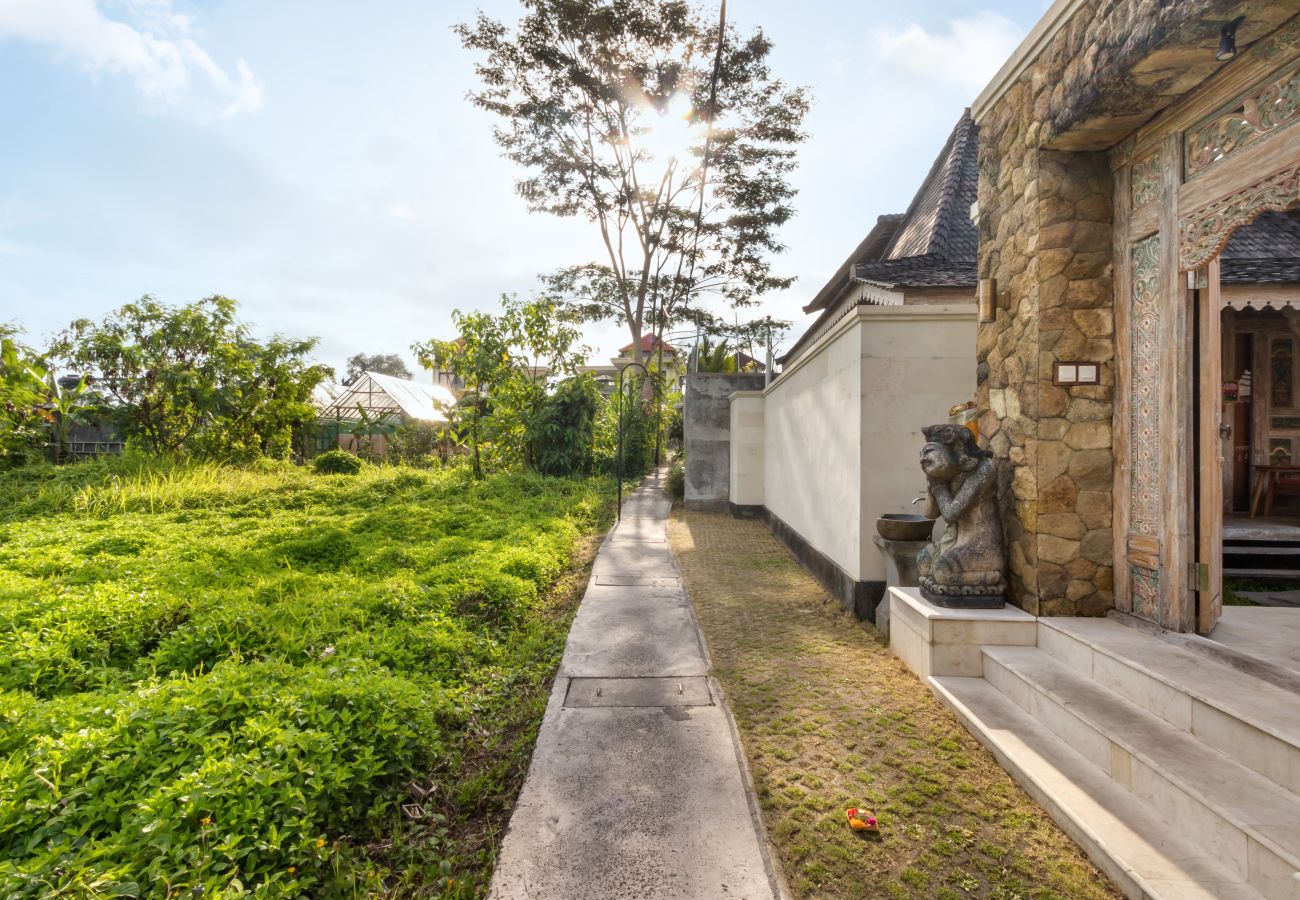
left=1038, top=617, right=1300, bottom=796
left=982, top=645, right=1300, bottom=899
left=930, top=675, right=1265, bottom=900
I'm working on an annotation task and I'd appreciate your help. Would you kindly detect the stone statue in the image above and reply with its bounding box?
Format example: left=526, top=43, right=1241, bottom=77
left=916, top=424, right=1007, bottom=608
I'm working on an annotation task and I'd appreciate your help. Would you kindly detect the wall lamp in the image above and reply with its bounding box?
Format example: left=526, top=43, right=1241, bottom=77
left=978, top=278, right=1010, bottom=323
left=1217, top=16, right=1246, bottom=62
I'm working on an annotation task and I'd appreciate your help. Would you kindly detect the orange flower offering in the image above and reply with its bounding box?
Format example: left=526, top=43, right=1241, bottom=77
left=846, top=807, right=878, bottom=832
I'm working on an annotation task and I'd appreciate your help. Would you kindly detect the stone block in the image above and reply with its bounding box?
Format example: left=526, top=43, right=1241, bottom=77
left=1065, top=397, right=1111, bottom=422
left=1039, top=440, right=1072, bottom=485
left=1064, top=421, right=1111, bottom=451
left=1012, top=464, right=1037, bottom=500
left=1077, top=491, right=1112, bottom=529
left=1038, top=560, right=1071, bottom=597
left=1080, top=529, right=1114, bottom=566
left=1040, top=512, right=1086, bottom=540
left=1039, top=534, right=1081, bottom=565
left=1072, top=307, right=1114, bottom=337
left=1040, top=474, right=1080, bottom=514
left=887, top=587, right=1036, bottom=680
left=1039, top=417, right=1069, bottom=441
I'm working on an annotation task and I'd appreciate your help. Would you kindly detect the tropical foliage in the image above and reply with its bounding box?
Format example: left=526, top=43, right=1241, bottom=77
left=50, top=296, right=330, bottom=461
left=0, top=328, right=94, bottom=469
left=0, top=459, right=612, bottom=897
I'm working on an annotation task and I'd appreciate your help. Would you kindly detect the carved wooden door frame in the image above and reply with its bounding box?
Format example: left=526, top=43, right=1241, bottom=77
left=1112, top=22, right=1300, bottom=633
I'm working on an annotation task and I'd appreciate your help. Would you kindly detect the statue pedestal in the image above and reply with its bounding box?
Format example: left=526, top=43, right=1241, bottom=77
left=871, top=535, right=928, bottom=641
left=887, top=587, right=1035, bottom=680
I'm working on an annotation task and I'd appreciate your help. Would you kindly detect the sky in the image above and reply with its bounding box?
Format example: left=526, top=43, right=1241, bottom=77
left=0, top=0, right=1051, bottom=380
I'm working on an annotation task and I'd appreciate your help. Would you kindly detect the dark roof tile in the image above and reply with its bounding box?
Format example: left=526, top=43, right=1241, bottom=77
left=882, top=110, right=979, bottom=263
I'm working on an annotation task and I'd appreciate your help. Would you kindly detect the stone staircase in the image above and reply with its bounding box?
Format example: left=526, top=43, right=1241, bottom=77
left=923, top=614, right=1300, bottom=899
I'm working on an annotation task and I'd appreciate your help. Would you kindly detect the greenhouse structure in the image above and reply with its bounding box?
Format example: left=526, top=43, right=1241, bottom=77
left=313, top=371, right=456, bottom=457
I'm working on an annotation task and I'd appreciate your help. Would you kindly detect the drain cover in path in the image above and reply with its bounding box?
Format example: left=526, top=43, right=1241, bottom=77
left=594, top=574, right=681, bottom=587
left=564, top=676, right=713, bottom=708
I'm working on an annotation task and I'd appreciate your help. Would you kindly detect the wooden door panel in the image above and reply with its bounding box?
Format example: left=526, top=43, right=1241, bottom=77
left=1197, top=258, right=1224, bottom=635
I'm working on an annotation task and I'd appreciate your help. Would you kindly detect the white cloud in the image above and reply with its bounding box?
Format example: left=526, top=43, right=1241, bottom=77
left=868, top=12, right=1023, bottom=93
left=0, top=0, right=263, bottom=117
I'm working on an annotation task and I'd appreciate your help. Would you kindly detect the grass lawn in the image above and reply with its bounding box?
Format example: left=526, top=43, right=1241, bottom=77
left=0, top=458, right=612, bottom=898
left=669, top=509, right=1120, bottom=900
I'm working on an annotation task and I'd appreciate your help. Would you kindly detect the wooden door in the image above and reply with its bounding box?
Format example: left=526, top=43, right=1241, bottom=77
left=1197, top=258, right=1224, bottom=635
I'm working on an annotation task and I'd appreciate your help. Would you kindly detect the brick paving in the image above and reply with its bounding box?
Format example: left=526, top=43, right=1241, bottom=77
left=668, top=509, right=1119, bottom=900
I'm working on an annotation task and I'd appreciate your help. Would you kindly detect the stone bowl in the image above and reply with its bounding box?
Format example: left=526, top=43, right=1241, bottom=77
left=876, top=513, right=935, bottom=542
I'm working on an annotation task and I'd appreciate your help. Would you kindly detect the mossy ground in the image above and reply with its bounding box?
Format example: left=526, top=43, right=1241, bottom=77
left=668, top=509, right=1119, bottom=900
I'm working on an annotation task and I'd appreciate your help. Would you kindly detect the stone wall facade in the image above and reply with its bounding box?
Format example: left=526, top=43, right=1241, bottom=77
left=975, top=1, right=1125, bottom=616
left=975, top=0, right=1296, bottom=616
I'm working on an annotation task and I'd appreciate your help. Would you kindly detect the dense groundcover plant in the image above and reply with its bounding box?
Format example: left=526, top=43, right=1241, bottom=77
left=0, top=458, right=610, bottom=897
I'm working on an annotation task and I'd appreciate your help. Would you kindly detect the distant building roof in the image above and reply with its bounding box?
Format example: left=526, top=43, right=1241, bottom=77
left=319, top=371, right=455, bottom=423
left=619, top=334, right=677, bottom=354
left=1221, top=210, right=1300, bottom=285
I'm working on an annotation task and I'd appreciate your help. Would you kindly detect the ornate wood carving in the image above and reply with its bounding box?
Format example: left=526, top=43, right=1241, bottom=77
left=1179, top=163, right=1300, bottom=270
left=1257, top=14, right=1300, bottom=62
left=1130, top=234, right=1161, bottom=536
left=1185, top=61, right=1300, bottom=179
left=1130, top=153, right=1160, bottom=207
left=1130, top=565, right=1160, bottom=619
left=1109, top=135, right=1137, bottom=171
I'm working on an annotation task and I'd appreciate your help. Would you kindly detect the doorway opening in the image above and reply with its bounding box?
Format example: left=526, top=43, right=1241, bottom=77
left=1195, top=208, right=1300, bottom=664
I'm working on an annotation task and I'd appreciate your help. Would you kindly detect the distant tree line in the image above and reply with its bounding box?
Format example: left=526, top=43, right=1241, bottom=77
left=1, top=296, right=329, bottom=468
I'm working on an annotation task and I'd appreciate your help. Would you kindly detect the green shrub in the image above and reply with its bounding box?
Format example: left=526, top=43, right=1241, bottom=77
left=312, top=448, right=363, bottom=475
left=529, top=375, right=601, bottom=476
left=666, top=462, right=685, bottom=501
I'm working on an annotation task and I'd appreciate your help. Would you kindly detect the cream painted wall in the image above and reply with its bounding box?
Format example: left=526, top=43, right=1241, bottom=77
left=729, top=392, right=766, bottom=506
left=857, top=306, right=977, bottom=578
left=758, top=304, right=976, bottom=583
left=763, top=316, right=865, bottom=579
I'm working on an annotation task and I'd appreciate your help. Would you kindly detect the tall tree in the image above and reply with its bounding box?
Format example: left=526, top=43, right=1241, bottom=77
left=413, top=295, right=589, bottom=477
left=342, top=353, right=413, bottom=385
left=457, top=0, right=808, bottom=363
left=52, top=296, right=330, bottom=459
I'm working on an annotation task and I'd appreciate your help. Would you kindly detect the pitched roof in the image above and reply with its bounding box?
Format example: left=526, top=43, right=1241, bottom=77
left=1220, top=210, right=1300, bottom=285
left=784, top=111, right=979, bottom=364
left=878, top=109, right=979, bottom=263
left=803, top=215, right=903, bottom=313
left=852, top=109, right=978, bottom=288
left=619, top=334, right=677, bottom=354
left=320, top=372, right=455, bottom=423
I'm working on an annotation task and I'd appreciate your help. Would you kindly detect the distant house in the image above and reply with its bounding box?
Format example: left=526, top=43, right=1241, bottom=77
left=615, top=334, right=679, bottom=366
left=314, top=371, right=455, bottom=456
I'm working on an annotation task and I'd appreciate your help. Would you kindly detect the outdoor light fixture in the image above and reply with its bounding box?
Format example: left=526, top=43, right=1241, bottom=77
left=978, top=278, right=997, bottom=324
left=1217, top=16, right=1246, bottom=62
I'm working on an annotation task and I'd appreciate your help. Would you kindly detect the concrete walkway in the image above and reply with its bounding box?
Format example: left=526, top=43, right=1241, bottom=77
left=489, top=471, right=785, bottom=899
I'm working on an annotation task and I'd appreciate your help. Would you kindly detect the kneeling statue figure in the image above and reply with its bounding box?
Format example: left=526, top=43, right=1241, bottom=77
left=916, top=424, right=1007, bottom=608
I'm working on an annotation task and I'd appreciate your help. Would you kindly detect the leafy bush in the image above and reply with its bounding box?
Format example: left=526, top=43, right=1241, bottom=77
left=595, top=392, right=656, bottom=478
left=666, top=462, right=685, bottom=501
left=0, top=461, right=612, bottom=896
left=49, top=295, right=330, bottom=460
left=529, top=375, right=601, bottom=476
left=313, top=448, right=363, bottom=475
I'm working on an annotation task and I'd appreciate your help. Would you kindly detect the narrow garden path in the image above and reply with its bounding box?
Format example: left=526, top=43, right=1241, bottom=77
left=668, top=508, right=1121, bottom=900
left=489, top=471, right=785, bottom=899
